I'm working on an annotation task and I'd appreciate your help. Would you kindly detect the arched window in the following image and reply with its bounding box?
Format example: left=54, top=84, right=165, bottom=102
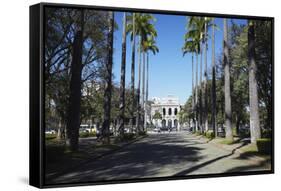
left=174, top=119, right=178, bottom=128
left=162, top=119, right=166, bottom=127
left=163, top=108, right=166, bottom=116
left=174, top=108, right=178, bottom=115
left=168, top=108, right=172, bottom=115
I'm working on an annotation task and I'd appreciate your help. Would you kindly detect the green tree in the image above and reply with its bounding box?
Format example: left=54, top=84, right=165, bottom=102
left=128, top=13, right=157, bottom=132
left=186, top=16, right=204, bottom=132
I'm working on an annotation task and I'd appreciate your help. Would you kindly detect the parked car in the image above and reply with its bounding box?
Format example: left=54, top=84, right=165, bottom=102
left=153, top=127, right=161, bottom=133
left=45, top=129, right=56, bottom=134
left=79, top=128, right=89, bottom=133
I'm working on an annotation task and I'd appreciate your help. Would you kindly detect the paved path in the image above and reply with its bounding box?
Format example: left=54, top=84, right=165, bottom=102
left=48, top=132, right=271, bottom=184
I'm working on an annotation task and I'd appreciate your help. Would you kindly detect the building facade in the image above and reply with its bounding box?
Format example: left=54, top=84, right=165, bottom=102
left=150, top=95, right=181, bottom=130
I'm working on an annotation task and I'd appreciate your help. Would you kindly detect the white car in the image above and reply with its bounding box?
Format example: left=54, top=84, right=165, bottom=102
left=45, top=129, right=56, bottom=134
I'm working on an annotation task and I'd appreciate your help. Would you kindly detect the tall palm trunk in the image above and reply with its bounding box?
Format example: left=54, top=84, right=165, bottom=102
left=248, top=20, right=261, bottom=143
left=102, top=12, right=114, bottom=144
left=118, top=12, right=127, bottom=136
left=191, top=52, right=195, bottom=130
left=145, top=52, right=149, bottom=130
left=66, top=10, right=84, bottom=151
left=211, top=20, right=217, bottom=137
left=142, top=50, right=146, bottom=131
left=195, top=52, right=199, bottom=132
left=199, top=44, right=203, bottom=132
left=223, top=19, right=233, bottom=141
left=136, top=36, right=142, bottom=132
left=204, top=19, right=208, bottom=132
left=130, top=13, right=136, bottom=131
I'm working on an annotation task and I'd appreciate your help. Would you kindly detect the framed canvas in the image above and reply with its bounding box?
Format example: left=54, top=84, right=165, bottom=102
left=30, top=2, right=274, bottom=188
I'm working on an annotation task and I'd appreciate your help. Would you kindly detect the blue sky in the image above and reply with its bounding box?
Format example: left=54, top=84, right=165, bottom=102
left=112, top=12, right=247, bottom=104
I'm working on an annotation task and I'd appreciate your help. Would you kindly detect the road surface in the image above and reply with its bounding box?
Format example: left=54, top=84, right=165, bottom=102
left=48, top=132, right=271, bottom=184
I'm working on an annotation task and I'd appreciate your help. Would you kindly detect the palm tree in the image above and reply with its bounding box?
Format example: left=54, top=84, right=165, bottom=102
left=211, top=18, right=217, bottom=137
left=129, top=13, right=136, bottom=131
left=143, top=37, right=159, bottom=130
left=223, top=19, right=233, bottom=141
left=203, top=17, right=212, bottom=132
left=128, top=13, right=157, bottom=132
left=182, top=38, right=197, bottom=131
left=101, top=11, right=114, bottom=144
left=248, top=20, right=261, bottom=143
left=186, top=17, right=204, bottom=132
left=118, top=12, right=127, bottom=137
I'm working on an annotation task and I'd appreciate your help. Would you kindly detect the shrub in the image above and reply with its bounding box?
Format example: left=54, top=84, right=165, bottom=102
left=195, top=131, right=202, bottom=136
left=88, top=132, right=96, bottom=137
left=79, top=132, right=89, bottom=138
left=45, top=134, right=57, bottom=140
left=205, top=131, right=215, bottom=139
left=115, top=133, right=136, bottom=143
left=262, top=129, right=272, bottom=138
left=138, top=131, right=147, bottom=136
left=257, top=138, right=272, bottom=154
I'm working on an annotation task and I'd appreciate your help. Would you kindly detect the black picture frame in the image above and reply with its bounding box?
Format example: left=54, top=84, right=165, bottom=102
left=30, top=2, right=274, bottom=188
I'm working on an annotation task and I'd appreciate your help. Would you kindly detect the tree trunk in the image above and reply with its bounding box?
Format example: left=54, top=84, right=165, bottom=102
left=101, top=12, right=114, bottom=144
left=211, top=20, right=217, bottom=137
left=136, top=36, right=142, bottom=133
left=130, top=13, right=136, bottom=131
left=191, top=52, right=195, bottom=130
left=223, top=19, right=233, bottom=141
left=248, top=20, right=261, bottom=143
left=118, top=12, right=127, bottom=137
left=199, top=44, right=203, bottom=132
left=195, top=52, right=199, bottom=132
left=57, top=119, right=64, bottom=140
left=142, top=49, right=146, bottom=132
left=145, top=52, right=149, bottom=130
left=66, top=10, right=84, bottom=151
left=204, top=19, right=208, bottom=132
left=236, top=115, right=241, bottom=136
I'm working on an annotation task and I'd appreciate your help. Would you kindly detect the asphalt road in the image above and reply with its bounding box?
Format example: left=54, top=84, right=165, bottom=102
left=49, top=132, right=271, bottom=184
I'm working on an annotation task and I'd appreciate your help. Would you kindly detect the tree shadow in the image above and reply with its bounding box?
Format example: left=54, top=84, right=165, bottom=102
left=172, top=142, right=247, bottom=176
left=46, top=134, right=205, bottom=184
left=223, top=159, right=271, bottom=173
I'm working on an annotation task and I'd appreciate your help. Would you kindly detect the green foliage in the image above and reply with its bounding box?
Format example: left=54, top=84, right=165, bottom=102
left=205, top=131, right=215, bottom=139
left=79, top=131, right=96, bottom=138
left=153, top=111, right=162, bottom=120
left=195, top=131, right=202, bottom=136
left=45, top=134, right=57, bottom=140
left=256, top=138, right=271, bottom=154
left=114, top=133, right=136, bottom=143
left=138, top=131, right=147, bottom=136
left=262, top=129, right=272, bottom=138
left=220, top=139, right=235, bottom=145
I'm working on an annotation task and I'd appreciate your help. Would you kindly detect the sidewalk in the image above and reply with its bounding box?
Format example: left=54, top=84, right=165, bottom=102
left=191, top=134, right=271, bottom=165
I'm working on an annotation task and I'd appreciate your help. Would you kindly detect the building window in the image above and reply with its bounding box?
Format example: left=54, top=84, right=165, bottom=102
left=163, top=108, right=166, bottom=116
left=174, top=108, right=178, bottom=115
left=168, top=108, right=172, bottom=115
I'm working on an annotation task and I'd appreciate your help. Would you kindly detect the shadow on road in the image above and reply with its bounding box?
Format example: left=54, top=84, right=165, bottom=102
left=47, top=134, right=205, bottom=184
left=172, top=142, right=247, bottom=176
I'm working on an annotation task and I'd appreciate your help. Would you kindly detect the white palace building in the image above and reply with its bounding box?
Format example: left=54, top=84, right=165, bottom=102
left=150, top=95, right=181, bottom=130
